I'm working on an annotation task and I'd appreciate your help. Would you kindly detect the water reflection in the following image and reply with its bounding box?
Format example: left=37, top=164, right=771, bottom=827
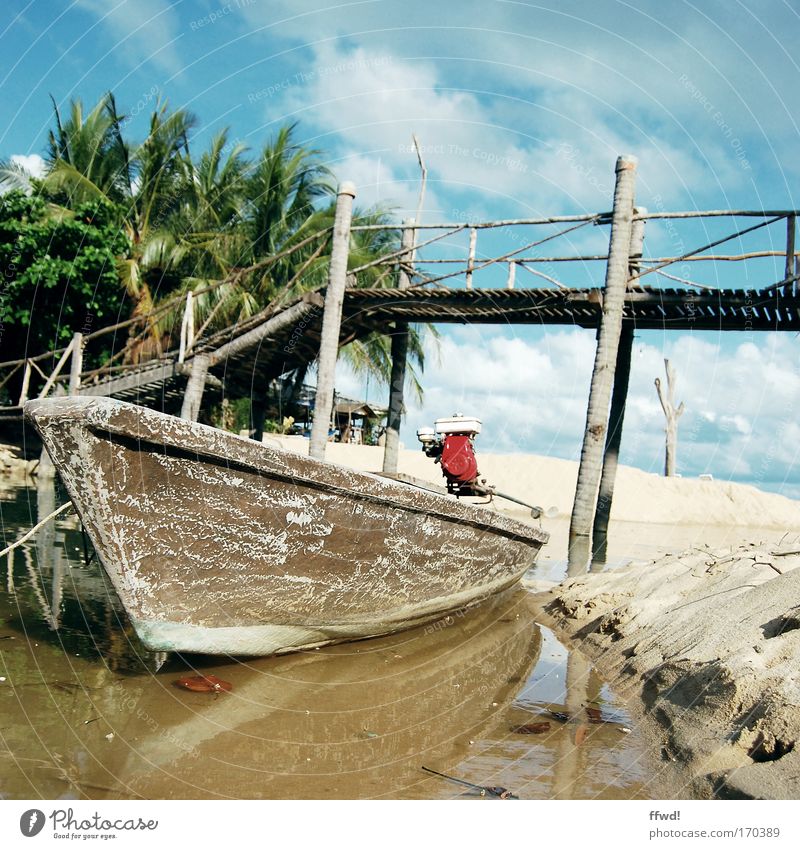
left=1, top=481, right=651, bottom=800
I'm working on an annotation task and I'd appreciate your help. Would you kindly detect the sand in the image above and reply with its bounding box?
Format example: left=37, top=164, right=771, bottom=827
left=270, top=434, right=800, bottom=529
left=534, top=544, right=800, bottom=799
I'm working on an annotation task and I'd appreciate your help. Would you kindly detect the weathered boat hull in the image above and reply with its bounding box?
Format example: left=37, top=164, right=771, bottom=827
left=24, top=397, right=548, bottom=656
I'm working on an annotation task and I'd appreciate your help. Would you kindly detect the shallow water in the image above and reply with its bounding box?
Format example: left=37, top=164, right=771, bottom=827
left=3, top=478, right=775, bottom=800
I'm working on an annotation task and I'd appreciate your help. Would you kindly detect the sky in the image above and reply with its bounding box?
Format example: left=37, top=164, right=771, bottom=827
left=3, top=0, right=800, bottom=497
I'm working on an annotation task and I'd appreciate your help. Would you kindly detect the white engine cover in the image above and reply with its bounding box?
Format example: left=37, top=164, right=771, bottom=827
left=434, top=415, right=482, bottom=435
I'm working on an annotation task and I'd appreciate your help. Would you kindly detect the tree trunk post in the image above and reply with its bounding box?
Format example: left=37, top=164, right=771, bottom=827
left=655, top=359, right=684, bottom=476
left=310, top=182, right=357, bottom=460
left=382, top=219, right=415, bottom=474
left=592, top=207, right=646, bottom=552
left=68, top=332, right=83, bottom=395
left=569, top=155, right=637, bottom=542
left=18, top=360, right=32, bottom=405
left=592, top=324, right=634, bottom=554
left=180, top=353, right=210, bottom=422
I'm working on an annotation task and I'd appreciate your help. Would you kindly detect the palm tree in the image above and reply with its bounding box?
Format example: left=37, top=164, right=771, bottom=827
left=40, top=93, right=197, bottom=358
left=44, top=93, right=131, bottom=205
left=36, top=93, right=435, bottom=404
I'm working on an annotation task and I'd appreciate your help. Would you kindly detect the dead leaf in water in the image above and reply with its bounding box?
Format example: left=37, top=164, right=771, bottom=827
left=175, top=675, right=232, bottom=693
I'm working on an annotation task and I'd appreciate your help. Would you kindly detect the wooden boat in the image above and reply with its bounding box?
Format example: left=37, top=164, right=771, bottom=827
left=24, top=396, right=548, bottom=656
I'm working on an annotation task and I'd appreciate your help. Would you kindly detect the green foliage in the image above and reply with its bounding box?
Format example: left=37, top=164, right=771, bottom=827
left=0, top=190, right=130, bottom=362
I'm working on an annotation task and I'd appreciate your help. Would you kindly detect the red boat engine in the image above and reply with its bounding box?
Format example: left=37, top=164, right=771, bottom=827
left=417, top=415, right=483, bottom=496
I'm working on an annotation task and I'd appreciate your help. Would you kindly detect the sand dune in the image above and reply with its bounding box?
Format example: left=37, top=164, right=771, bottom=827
left=271, top=435, right=800, bottom=529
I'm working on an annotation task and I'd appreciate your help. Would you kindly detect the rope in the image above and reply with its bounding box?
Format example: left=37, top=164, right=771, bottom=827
left=0, top=502, right=74, bottom=558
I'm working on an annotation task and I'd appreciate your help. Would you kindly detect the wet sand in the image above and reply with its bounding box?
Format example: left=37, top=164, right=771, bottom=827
left=534, top=537, right=800, bottom=800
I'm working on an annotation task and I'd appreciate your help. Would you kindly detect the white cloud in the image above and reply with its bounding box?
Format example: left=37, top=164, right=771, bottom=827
left=240, top=0, right=800, bottom=207
left=11, top=153, right=46, bottom=178
left=355, top=326, right=800, bottom=496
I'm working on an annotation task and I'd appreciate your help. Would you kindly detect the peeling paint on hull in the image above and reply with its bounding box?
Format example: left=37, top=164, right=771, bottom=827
left=24, top=397, right=548, bottom=656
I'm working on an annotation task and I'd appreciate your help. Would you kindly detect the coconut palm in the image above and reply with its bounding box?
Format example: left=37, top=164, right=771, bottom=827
left=44, top=93, right=131, bottom=205
left=36, top=93, right=435, bottom=401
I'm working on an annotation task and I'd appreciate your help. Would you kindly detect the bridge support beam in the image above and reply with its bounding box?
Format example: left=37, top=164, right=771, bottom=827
left=68, top=332, right=83, bottom=395
left=310, top=182, right=356, bottom=461
left=180, top=353, right=210, bottom=422
left=592, top=208, right=646, bottom=559
left=382, top=220, right=415, bottom=474
left=592, top=323, right=634, bottom=558
left=569, top=155, right=637, bottom=547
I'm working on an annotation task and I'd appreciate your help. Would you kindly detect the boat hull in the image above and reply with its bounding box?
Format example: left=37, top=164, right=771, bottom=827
left=24, top=397, right=548, bottom=655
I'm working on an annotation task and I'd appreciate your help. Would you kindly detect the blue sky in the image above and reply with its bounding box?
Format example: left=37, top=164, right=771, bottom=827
left=4, top=0, right=800, bottom=496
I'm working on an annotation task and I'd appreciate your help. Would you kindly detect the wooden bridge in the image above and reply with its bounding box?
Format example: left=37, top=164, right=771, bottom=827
left=3, top=281, right=796, bottom=424
left=3, top=157, right=800, bottom=558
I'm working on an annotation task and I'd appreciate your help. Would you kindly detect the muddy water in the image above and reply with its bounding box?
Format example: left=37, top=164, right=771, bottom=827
left=4, top=480, right=780, bottom=800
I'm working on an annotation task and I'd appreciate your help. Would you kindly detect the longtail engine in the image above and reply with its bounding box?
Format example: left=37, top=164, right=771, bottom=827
left=416, top=414, right=484, bottom=496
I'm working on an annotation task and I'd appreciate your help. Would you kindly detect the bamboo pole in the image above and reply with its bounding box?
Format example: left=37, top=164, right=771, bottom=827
left=309, top=182, right=357, bottom=461
left=348, top=209, right=800, bottom=231
left=466, top=228, right=477, bottom=289
left=17, top=360, right=31, bottom=404
left=68, top=332, right=83, bottom=395
left=570, top=155, right=637, bottom=541
left=180, top=353, right=210, bottom=422
left=383, top=220, right=415, bottom=474
left=506, top=261, right=516, bottom=289
left=208, top=295, right=322, bottom=367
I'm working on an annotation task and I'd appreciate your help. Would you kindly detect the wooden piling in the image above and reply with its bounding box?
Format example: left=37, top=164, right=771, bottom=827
left=309, top=182, right=357, bottom=460
left=569, top=155, right=637, bottom=541
left=592, top=208, right=646, bottom=549
left=68, top=332, right=83, bottom=395
left=506, top=261, right=516, bottom=289
left=466, top=228, right=477, bottom=289
left=382, top=220, right=415, bottom=473
left=180, top=353, right=210, bottom=422
left=250, top=397, right=267, bottom=442
left=18, top=360, right=31, bottom=405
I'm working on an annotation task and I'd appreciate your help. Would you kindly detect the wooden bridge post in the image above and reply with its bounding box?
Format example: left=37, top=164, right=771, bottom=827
left=592, top=208, right=646, bottom=551
left=310, top=182, right=357, bottom=460
left=569, top=155, right=637, bottom=542
left=382, top=219, right=415, bottom=474
left=68, top=332, right=83, bottom=395
left=180, top=353, right=210, bottom=422
left=18, top=360, right=32, bottom=405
